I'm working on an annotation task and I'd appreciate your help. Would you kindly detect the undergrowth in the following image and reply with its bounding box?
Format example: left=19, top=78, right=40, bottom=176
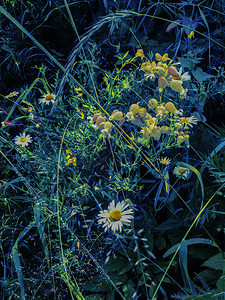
left=1, top=1, right=225, bottom=299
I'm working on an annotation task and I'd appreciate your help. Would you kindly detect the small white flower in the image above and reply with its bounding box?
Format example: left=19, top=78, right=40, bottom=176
left=39, top=93, right=56, bottom=105
left=98, top=200, right=133, bottom=232
left=180, top=88, right=188, bottom=99
left=181, top=72, right=191, bottom=81
left=5, top=91, right=19, bottom=99
left=29, top=113, right=34, bottom=120
left=173, top=166, right=190, bottom=180
left=14, top=132, right=32, bottom=147
left=145, top=73, right=155, bottom=81
left=180, top=116, right=198, bottom=127
left=178, top=68, right=191, bottom=81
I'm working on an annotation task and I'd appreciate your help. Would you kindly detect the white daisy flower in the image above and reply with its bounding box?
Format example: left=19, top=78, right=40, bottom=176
left=180, top=116, right=198, bottom=127
left=39, top=93, right=56, bottom=105
left=14, top=132, right=32, bottom=147
left=173, top=166, right=190, bottom=180
left=98, top=200, right=133, bottom=232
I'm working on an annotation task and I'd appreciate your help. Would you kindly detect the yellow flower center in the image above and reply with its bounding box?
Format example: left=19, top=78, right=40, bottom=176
left=45, top=94, right=54, bottom=101
left=178, top=168, right=185, bottom=174
left=109, top=210, right=122, bottom=222
left=181, top=118, right=189, bottom=123
left=20, top=137, right=26, bottom=142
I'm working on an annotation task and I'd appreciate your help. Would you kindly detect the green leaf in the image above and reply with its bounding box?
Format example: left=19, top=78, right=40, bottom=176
left=202, top=253, right=225, bottom=271
left=164, top=169, right=170, bottom=194
left=179, top=57, right=200, bottom=69
left=198, top=7, right=211, bottom=64
left=216, top=275, right=225, bottom=292
left=122, top=280, right=136, bottom=299
left=209, top=140, right=225, bottom=158
left=164, top=238, right=217, bottom=258
left=34, top=203, right=49, bottom=264
left=178, top=162, right=204, bottom=210
left=104, top=257, right=132, bottom=275
left=157, top=219, right=182, bottom=231
left=85, top=294, right=104, bottom=300
left=81, top=275, right=112, bottom=292
left=179, top=240, right=194, bottom=292
left=192, top=67, right=215, bottom=85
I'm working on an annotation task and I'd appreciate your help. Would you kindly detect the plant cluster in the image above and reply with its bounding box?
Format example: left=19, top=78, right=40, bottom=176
left=1, top=1, right=225, bottom=300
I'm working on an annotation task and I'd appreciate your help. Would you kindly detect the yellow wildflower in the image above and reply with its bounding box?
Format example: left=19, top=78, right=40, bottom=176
left=160, top=157, right=171, bottom=165
left=66, top=157, right=77, bottom=166
left=188, top=31, right=194, bottom=38
left=161, top=53, right=170, bottom=62
left=75, top=87, right=82, bottom=92
left=135, top=49, right=145, bottom=60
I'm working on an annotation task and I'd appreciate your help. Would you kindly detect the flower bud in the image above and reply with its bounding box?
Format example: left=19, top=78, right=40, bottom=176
left=155, top=105, right=166, bottom=117
left=175, top=123, right=182, bottom=130
left=111, top=109, right=120, bottom=115
left=129, top=103, right=139, bottom=115
left=141, top=127, right=150, bottom=139
left=160, top=125, right=170, bottom=133
left=103, top=121, right=113, bottom=132
left=155, top=67, right=166, bottom=77
left=169, top=80, right=184, bottom=93
left=151, top=127, right=161, bottom=141
left=168, top=66, right=180, bottom=77
left=155, top=53, right=162, bottom=61
left=141, top=61, right=151, bottom=72
left=138, top=108, right=147, bottom=118
left=158, top=77, right=167, bottom=89
left=110, top=111, right=123, bottom=121
left=93, top=113, right=102, bottom=122
left=148, top=99, right=158, bottom=109
left=179, top=131, right=184, bottom=136
left=165, top=102, right=177, bottom=114
left=96, top=116, right=106, bottom=126
left=177, top=136, right=185, bottom=145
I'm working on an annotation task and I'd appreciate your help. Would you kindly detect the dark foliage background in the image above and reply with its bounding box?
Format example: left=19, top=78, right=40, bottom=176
left=1, top=1, right=225, bottom=299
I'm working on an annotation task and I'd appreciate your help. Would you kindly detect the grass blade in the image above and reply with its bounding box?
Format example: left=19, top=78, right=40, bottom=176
left=11, top=221, right=36, bottom=300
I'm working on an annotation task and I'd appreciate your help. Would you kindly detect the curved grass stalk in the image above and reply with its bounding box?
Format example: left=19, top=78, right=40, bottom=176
left=3, top=78, right=43, bottom=123
left=166, top=3, right=225, bottom=17
left=56, top=114, right=85, bottom=300
left=123, top=10, right=225, bottom=50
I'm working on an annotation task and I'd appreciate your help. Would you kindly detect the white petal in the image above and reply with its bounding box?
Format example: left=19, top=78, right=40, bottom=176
left=121, top=203, right=129, bottom=211
left=122, top=209, right=133, bottom=214
left=118, top=221, right=123, bottom=232
left=108, top=200, right=115, bottom=211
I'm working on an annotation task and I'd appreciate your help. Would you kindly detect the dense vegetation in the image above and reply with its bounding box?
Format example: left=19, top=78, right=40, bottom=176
left=1, top=1, right=225, bottom=299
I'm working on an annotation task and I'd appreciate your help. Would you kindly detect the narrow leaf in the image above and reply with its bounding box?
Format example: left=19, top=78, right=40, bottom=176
left=12, top=221, right=36, bottom=300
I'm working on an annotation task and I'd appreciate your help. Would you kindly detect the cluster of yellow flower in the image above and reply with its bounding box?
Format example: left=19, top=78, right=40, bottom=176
left=136, top=50, right=190, bottom=98
left=65, top=150, right=77, bottom=166
left=88, top=100, right=197, bottom=147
